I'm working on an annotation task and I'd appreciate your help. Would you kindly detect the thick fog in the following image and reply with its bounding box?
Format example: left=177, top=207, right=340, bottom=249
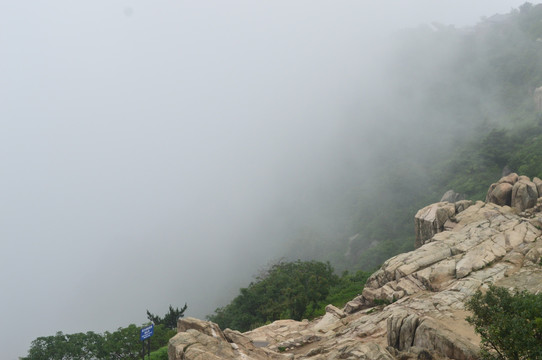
left=1, top=1, right=528, bottom=358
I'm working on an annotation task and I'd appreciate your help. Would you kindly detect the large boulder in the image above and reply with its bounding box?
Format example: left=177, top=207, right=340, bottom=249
left=169, top=317, right=291, bottom=360
left=499, top=172, right=519, bottom=185
left=414, top=202, right=455, bottom=248
left=486, top=182, right=513, bottom=206
left=511, top=178, right=538, bottom=212
left=413, top=318, right=480, bottom=360
left=387, top=313, right=479, bottom=360
left=486, top=173, right=542, bottom=212
left=414, top=201, right=472, bottom=248
left=533, top=177, right=542, bottom=198
left=486, top=172, right=518, bottom=206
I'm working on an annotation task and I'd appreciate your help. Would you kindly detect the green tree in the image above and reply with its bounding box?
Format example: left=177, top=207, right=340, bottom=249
left=465, top=285, right=542, bottom=359
left=207, top=260, right=339, bottom=331
left=146, top=303, right=187, bottom=330
left=23, top=331, right=104, bottom=360
left=102, top=325, right=141, bottom=360
left=23, top=323, right=176, bottom=360
left=149, top=346, right=169, bottom=360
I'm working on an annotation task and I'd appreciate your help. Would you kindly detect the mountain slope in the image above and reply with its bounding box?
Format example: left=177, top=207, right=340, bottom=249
left=282, top=3, right=542, bottom=274
left=168, top=175, right=542, bottom=359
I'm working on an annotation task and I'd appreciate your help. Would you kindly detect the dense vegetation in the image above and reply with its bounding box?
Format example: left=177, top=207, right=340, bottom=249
left=23, top=305, right=186, bottom=360
left=207, top=260, right=371, bottom=331
left=466, top=285, right=542, bottom=359
left=23, top=325, right=173, bottom=360
left=284, top=2, right=542, bottom=273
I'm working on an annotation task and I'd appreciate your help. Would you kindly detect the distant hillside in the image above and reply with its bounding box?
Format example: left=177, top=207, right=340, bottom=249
left=283, top=2, right=542, bottom=273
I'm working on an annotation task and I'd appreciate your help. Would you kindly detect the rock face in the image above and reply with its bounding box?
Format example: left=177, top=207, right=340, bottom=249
left=486, top=173, right=541, bottom=212
left=169, top=317, right=293, bottom=360
left=169, top=179, right=542, bottom=360
left=414, top=200, right=472, bottom=248
left=511, top=178, right=538, bottom=211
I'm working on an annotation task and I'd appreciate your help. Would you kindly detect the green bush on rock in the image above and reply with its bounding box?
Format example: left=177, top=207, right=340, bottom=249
left=466, top=285, right=542, bottom=360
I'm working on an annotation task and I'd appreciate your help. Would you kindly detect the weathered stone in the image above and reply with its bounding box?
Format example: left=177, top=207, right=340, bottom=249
left=485, top=182, right=497, bottom=203
left=498, top=172, right=518, bottom=185
left=168, top=328, right=237, bottom=360
left=486, top=175, right=517, bottom=209
left=170, top=318, right=293, bottom=360
left=324, top=341, right=395, bottom=360
left=533, top=177, right=542, bottom=197
left=455, top=200, right=473, bottom=213
left=177, top=317, right=226, bottom=340
left=511, top=179, right=538, bottom=211
left=312, top=305, right=345, bottom=332
left=415, top=202, right=456, bottom=248
left=414, top=258, right=456, bottom=291
left=413, top=318, right=479, bottom=360
left=487, top=182, right=513, bottom=206
left=343, top=296, right=364, bottom=314
left=525, top=247, right=541, bottom=264
left=417, top=349, right=434, bottom=360
left=387, top=312, right=420, bottom=351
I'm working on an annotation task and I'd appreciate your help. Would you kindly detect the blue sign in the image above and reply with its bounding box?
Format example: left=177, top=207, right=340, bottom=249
left=140, top=324, right=154, bottom=341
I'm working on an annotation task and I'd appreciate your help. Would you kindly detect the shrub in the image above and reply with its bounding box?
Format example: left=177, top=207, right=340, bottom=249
left=465, top=285, right=542, bottom=359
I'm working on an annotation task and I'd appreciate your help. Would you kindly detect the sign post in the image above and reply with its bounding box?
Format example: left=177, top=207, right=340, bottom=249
left=140, top=324, right=154, bottom=360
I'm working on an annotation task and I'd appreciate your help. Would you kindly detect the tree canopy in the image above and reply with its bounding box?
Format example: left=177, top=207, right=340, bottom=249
left=466, top=285, right=542, bottom=360
left=207, top=260, right=371, bottom=332
left=23, top=305, right=186, bottom=360
left=147, top=303, right=187, bottom=330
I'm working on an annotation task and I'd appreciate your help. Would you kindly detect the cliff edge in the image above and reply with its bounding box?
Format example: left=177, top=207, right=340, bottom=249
left=168, top=174, right=542, bottom=360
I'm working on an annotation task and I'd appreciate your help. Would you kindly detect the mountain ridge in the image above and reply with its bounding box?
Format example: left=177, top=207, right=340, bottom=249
left=168, top=174, right=542, bottom=359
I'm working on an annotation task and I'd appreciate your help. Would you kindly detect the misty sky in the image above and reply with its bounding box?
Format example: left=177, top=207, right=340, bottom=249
left=0, top=1, right=528, bottom=358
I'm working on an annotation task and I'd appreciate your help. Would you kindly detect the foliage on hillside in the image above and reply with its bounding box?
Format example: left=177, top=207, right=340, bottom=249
left=149, top=345, right=169, bottom=360
left=466, top=285, right=542, bottom=359
left=285, top=2, right=542, bottom=274
left=207, top=260, right=371, bottom=332
left=23, top=305, right=184, bottom=360
left=210, top=4, right=542, bottom=333
left=147, top=303, right=187, bottom=330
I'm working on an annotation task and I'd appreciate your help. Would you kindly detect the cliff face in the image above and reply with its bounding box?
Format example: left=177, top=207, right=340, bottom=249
left=168, top=176, right=542, bottom=360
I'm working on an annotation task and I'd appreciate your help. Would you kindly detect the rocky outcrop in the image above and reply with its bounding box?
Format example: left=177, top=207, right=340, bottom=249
left=511, top=177, right=538, bottom=211
left=414, top=200, right=472, bottom=247
left=169, top=179, right=542, bottom=360
left=486, top=182, right=512, bottom=206
left=387, top=313, right=479, bottom=360
left=486, top=173, right=541, bottom=212
left=169, top=317, right=293, bottom=360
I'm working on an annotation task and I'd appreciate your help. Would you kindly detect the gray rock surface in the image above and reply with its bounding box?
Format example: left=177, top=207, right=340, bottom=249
left=486, top=182, right=512, bottom=206
left=414, top=201, right=472, bottom=248
left=511, top=178, right=538, bottom=211
left=486, top=173, right=542, bottom=212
